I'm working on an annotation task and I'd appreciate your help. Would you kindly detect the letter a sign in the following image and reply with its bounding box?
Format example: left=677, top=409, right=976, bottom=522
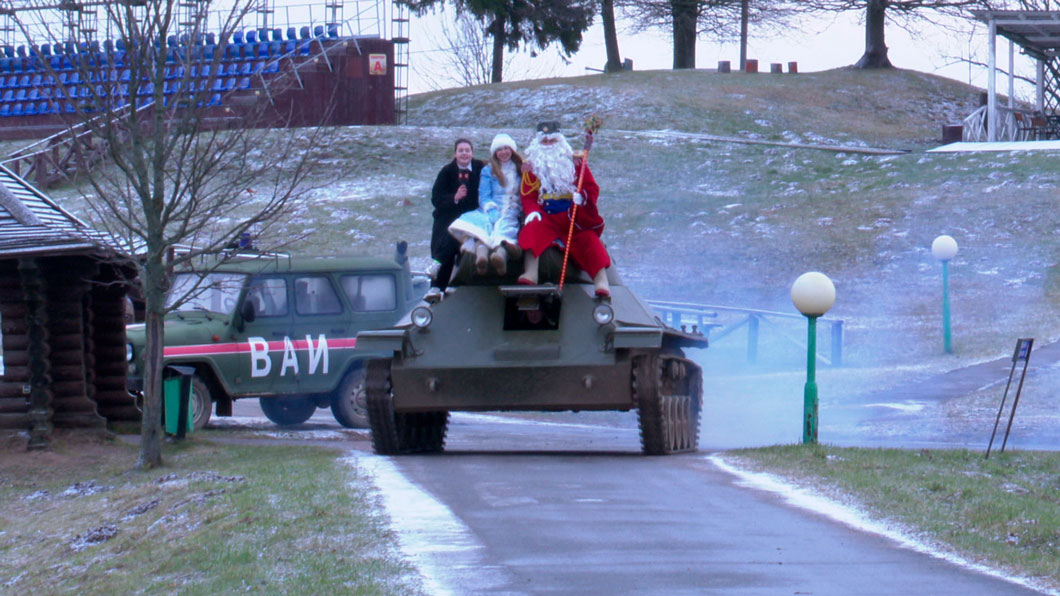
left=369, top=54, right=386, bottom=75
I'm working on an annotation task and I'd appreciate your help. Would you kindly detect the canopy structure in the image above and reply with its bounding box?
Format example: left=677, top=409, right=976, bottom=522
left=972, top=10, right=1060, bottom=142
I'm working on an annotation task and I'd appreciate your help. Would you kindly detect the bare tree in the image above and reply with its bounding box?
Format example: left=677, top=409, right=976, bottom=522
left=11, top=0, right=331, bottom=468
left=400, top=0, right=595, bottom=84
left=789, top=0, right=991, bottom=68
left=619, top=1, right=797, bottom=69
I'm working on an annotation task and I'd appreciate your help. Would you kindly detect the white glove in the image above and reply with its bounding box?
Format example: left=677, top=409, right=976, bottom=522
left=525, top=212, right=542, bottom=225
left=573, top=192, right=585, bottom=206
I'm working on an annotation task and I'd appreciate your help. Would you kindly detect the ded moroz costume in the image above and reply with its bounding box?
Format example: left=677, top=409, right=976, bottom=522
left=517, top=121, right=611, bottom=297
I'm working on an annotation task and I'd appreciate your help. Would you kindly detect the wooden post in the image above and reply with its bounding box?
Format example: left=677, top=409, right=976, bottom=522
left=18, top=258, right=53, bottom=450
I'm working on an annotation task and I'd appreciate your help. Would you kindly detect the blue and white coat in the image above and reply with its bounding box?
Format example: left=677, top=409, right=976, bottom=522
left=449, top=160, right=522, bottom=250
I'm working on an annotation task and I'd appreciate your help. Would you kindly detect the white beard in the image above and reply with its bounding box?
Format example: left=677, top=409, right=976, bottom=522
left=525, top=133, right=576, bottom=195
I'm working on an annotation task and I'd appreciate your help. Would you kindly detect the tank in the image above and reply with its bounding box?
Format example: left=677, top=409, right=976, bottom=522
left=355, top=248, right=708, bottom=455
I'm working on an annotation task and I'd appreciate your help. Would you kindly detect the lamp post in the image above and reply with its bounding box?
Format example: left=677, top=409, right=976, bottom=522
left=932, top=235, right=958, bottom=354
left=791, top=272, right=836, bottom=445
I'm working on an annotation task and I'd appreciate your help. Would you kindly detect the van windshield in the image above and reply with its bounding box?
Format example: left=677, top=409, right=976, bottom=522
left=167, top=273, right=247, bottom=314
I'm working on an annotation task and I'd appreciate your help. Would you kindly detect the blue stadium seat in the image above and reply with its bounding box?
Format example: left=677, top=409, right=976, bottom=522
left=233, top=30, right=245, bottom=45
left=199, top=64, right=212, bottom=78
left=39, top=44, right=51, bottom=56
left=167, top=65, right=184, bottom=80
left=0, top=104, right=9, bottom=117
left=38, top=101, right=52, bottom=114
left=39, top=87, right=52, bottom=99
left=205, top=92, right=222, bottom=107
left=222, top=63, right=238, bottom=77
left=16, top=46, right=26, bottom=57
left=0, top=75, right=8, bottom=89
left=2, top=46, right=12, bottom=58
left=256, top=42, right=270, bottom=58
left=246, top=30, right=257, bottom=44
left=300, top=26, right=310, bottom=40
left=206, top=33, right=216, bottom=45
left=220, top=77, right=235, bottom=92
left=236, top=76, right=250, bottom=90
left=138, top=82, right=154, bottom=96
left=0, top=89, right=10, bottom=101
left=239, top=61, right=253, bottom=76
left=0, top=58, right=9, bottom=73
left=11, top=102, right=22, bottom=116
left=14, top=89, right=25, bottom=101
left=27, top=88, right=38, bottom=101
left=120, top=69, right=130, bottom=82
left=117, top=83, right=128, bottom=97
left=328, top=25, right=339, bottom=38
left=29, top=74, right=40, bottom=86
left=286, top=27, right=298, bottom=41
left=263, top=60, right=279, bottom=74
left=23, top=101, right=37, bottom=115
left=314, top=25, right=324, bottom=38
left=103, top=39, right=114, bottom=53
left=64, top=101, right=76, bottom=113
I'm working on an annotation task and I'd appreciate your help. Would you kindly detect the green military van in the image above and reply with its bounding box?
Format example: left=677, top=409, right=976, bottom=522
left=126, top=244, right=427, bottom=429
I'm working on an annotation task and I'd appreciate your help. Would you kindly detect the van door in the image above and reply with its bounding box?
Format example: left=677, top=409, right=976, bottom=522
left=291, top=274, right=349, bottom=394
left=226, top=275, right=294, bottom=396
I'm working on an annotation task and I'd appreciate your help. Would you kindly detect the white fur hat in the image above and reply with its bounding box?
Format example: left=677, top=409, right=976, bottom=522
left=490, top=133, right=517, bottom=155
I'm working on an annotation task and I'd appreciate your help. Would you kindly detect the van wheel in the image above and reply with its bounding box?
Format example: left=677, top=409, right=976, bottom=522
left=260, top=396, right=316, bottom=426
left=190, top=375, right=213, bottom=430
left=331, top=367, right=368, bottom=428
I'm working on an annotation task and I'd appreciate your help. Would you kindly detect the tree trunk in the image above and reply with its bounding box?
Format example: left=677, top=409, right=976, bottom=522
left=136, top=254, right=167, bottom=469
left=739, top=0, right=749, bottom=71
left=672, top=0, right=698, bottom=69
left=602, top=0, right=623, bottom=73
left=489, top=16, right=505, bottom=84
left=854, top=0, right=893, bottom=69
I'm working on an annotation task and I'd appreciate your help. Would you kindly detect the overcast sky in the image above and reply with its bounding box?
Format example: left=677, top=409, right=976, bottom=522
left=403, top=7, right=1035, bottom=100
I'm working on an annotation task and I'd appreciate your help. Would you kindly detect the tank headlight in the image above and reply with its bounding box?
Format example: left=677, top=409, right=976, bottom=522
left=411, top=305, right=433, bottom=329
left=592, top=303, right=614, bottom=326
left=126, top=343, right=134, bottom=362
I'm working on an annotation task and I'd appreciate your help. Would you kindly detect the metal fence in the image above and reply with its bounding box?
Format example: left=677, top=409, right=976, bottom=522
left=646, top=300, right=844, bottom=367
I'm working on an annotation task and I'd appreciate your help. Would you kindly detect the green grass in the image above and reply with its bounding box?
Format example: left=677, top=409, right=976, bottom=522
left=725, top=445, right=1060, bottom=591
left=0, top=433, right=423, bottom=595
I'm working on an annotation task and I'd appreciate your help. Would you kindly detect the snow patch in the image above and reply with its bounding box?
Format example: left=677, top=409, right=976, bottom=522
left=708, top=454, right=1058, bottom=596
left=344, top=452, right=513, bottom=596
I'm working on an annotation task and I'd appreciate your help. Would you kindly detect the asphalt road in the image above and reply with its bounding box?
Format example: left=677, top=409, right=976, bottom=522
left=226, top=401, right=1048, bottom=595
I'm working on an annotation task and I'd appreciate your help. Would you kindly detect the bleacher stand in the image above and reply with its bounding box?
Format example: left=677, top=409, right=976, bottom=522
left=0, top=20, right=396, bottom=143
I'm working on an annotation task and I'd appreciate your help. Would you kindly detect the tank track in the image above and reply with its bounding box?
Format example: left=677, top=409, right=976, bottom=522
left=634, top=352, right=703, bottom=455
left=365, top=359, right=449, bottom=455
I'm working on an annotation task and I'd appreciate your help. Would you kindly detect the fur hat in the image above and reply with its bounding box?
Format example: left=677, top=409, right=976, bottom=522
left=490, top=133, right=517, bottom=155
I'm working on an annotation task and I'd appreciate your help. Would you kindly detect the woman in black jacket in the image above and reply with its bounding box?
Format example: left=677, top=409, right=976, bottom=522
left=429, top=138, right=484, bottom=294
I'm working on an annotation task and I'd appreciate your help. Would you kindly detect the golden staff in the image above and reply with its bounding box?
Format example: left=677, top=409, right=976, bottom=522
left=558, top=114, right=602, bottom=293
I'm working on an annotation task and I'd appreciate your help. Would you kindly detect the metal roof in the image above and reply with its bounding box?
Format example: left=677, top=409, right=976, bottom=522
left=973, top=10, right=1060, bottom=61
left=0, top=165, right=126, bottom=259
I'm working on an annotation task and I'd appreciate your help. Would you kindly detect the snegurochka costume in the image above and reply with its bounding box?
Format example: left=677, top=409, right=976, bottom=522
left=448, top=134, right=522, bottom=251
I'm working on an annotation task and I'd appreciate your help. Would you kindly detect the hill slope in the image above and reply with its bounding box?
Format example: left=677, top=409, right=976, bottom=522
left=409, top=68, right=983, bottom=150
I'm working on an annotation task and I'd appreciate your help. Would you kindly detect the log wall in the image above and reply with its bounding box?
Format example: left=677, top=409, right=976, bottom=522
left=0, top=255, right=136, bottom=438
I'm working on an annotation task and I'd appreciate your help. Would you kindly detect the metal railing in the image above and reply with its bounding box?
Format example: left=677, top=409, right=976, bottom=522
left=647, top=300, right=844, bottom=367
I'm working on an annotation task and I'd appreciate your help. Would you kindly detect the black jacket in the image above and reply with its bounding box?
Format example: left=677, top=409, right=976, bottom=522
left=430, top=158, right=484, bottom=253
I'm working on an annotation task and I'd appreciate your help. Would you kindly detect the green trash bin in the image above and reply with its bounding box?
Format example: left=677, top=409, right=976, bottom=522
left=162, top=366, right=195, bottom=436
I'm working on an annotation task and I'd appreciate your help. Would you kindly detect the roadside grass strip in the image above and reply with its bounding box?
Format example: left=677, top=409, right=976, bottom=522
left=0, top=433, right=420, bottom=595
left=713, top=447, right=1060, bottom=595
